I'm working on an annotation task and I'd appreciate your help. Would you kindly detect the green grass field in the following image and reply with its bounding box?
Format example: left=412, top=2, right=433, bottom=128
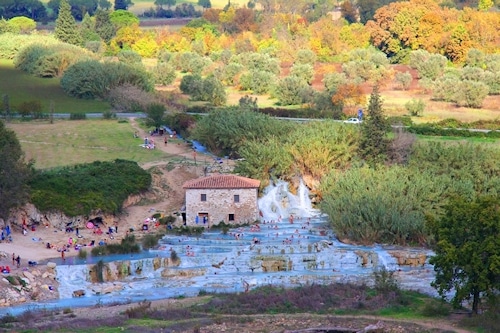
left=7, top=119, right=169, bottom=169
left=0, top=59, right=111, bottom=114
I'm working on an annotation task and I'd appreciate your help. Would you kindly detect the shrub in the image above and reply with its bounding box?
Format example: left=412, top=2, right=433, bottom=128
left=180, top=74, right=203, bottom=95
left=290, top=63, right=314, bottom=85
left=274, top=76, right=309, bottom=105
left=0, top=18, right=15, bottom=34
left=17, top=100, right=42, bottom=118
left=7, top=16, right=36, bottom=34
left=432, top=75, right=461, bottom=102
left=409, top=50, right=447, bottom=80
left=154, top=63, right=177, bottom=86
left=312, top=91, right=344, bottom=119
left=84, top=41, right=105, bottom=54
left=200, top=76, right=226, bottom=106
left=158, top=49, right=173, bottom=63
left=483, top=71, right=500, bottom=95
left=221, top=62, right=244, bottom=86
left=180, top=75, right=226, bottom=105
left=0, top=33, right=59, bottom=60
left=107, top=83, right=157, bottom=112
left=239, top=70, right=275, bottom=94
left=141, top=234, right=162, bottom=249
left=239, top=95, right=258, bottom=111
left=173, top=52, right=211, bottom=75
left=69, top=113, right=87, bottom=120
left=61, top=60, right=153, bottom=99
left=454, top=80, right=490, bottom=108
left=30, top=160, right=151, bottom=216
left=78, top=249, right=88, bottom=259
left=294, top=49, right=317, bottom=65
left=372, top=267, right=399, bottom=294
left=91, top=246, right=106, bottom=256
left=323, top=72, right=347, bottom=92
left=420, top=299, right=451, bottom=317
left=125, top=300, right=151, bottom=319
left=395, top=71, right=412, bottom=90
left=234, top=52, right=280, bottom=75
left=342, top=60, right=377, bottom=82
left=14, top=43, right=91, bottom=78
left=102, top=110, right=116, bottom=119
left=461, top=66, right=485, bottom=82
left=405, top=98, right=425, bottom=116
left=117, top=50, right=142, bottom=64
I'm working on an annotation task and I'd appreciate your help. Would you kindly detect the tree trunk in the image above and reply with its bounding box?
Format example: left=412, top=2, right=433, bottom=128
left=472, top=290, right=480, bottom=314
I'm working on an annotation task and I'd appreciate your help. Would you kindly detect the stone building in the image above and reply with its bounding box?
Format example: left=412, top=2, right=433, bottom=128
left=182, top=174, right=260, bottom=227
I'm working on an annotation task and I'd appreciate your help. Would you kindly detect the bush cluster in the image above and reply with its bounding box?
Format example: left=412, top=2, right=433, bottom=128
left=30, top=160, right=151, bottom=216
left=14, top=43, right=92, bottom=78
left=60, top=60, right=153, bottom=99
left=180, top=75, right=226, bottom=106
left=91, top=235, right=141, bottom=257
left=407, top=124, right=500, bottom=138
left=0, top=33, right=59, bottom=60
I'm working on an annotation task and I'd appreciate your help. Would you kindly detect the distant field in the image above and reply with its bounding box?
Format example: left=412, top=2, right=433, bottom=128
left=39, top=0, right=247, bottom=15
left=0, top=59, right=110, bottom=114
left=129, top=0, right=247, bottom=14
left=7, top=119, right=168, bottom=169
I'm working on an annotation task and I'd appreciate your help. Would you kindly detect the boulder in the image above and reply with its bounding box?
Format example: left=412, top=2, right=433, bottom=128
left=22, top=271, right=35, bottom=282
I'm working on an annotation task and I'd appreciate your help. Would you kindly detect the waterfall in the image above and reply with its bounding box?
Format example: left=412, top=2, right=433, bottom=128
left=258, top=180, right=316, bottom=220
left=0, top=181, right=438, bottom=316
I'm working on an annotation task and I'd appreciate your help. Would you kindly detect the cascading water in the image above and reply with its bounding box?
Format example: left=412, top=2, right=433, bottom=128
left=258, top=180, right=315, bottom=220
left=0, top=181, right=437, bottom=316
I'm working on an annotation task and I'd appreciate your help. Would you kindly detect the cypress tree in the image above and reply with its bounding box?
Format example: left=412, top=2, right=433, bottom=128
left=54, top=0, right=83, bottom=46
left=358, top=85, right=389, bottom=165
left=94, top=10, right=116, bottom=43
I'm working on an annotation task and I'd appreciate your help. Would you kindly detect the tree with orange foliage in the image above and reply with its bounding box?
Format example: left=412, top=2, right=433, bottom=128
left=331, top=83, right=366, bottom=111
left=202, top=8, right=221, bottom=23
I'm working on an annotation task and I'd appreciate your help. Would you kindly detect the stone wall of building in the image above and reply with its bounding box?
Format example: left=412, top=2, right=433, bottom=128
left=185, top=188, right=259, bottom=226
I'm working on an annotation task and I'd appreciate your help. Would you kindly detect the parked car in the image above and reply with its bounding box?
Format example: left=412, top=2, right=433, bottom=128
left=343, top=118, right=362, bottom=124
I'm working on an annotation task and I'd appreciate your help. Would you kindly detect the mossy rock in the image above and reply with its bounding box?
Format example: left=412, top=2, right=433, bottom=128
left=6, top=275, right=20, bottom=285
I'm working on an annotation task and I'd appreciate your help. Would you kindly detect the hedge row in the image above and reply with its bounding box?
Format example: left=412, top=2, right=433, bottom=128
left=407, top=124, right=500, bottom=138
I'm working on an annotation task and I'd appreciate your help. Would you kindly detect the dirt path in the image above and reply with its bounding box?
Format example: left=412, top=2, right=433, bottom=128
left=337, top=314, right=473, bottom=333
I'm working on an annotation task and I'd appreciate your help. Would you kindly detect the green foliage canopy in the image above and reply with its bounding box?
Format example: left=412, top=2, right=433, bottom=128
left=0, top=121, right=32, bottom=221
left=191, top=107, right=293, bottom=158
left=428, top=195, right=500, bottom=314
left=29, top=160, right=151, bottom=216
left=14, top=43, right=92, bottom=78
left=320, top=166, right=443, bottom=245
left=7, top=16, right=36, bottom=33
left=60, top=60, right=153, bottom=99
left=109, top=9, right=139, bottom=28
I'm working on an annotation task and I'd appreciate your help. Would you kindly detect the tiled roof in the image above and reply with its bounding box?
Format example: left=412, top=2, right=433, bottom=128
left=183, top=174, right=260, bottom=189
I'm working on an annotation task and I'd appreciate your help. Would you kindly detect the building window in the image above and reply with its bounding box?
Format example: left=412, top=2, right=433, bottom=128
left=234, top=194, right=240, bottom=203
left=229, top=214, right=235, bottom=221
left=201, top=193, right=206, bottom=201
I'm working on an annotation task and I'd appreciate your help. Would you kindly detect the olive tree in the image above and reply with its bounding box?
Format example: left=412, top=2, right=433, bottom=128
left=274, top=76, right=309, bottom=106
